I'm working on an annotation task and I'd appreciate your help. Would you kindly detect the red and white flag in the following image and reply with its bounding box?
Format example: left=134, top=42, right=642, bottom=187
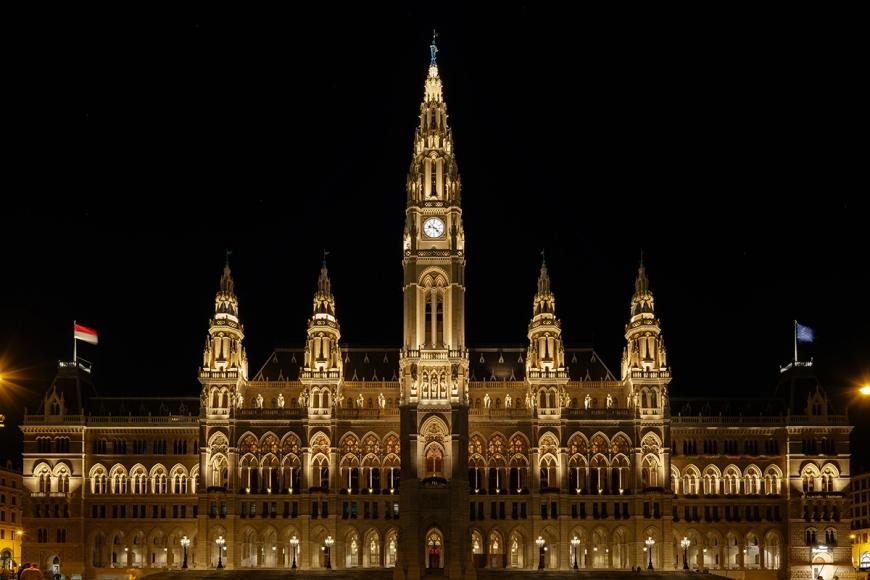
left=74, top=323, right=99, bottom=345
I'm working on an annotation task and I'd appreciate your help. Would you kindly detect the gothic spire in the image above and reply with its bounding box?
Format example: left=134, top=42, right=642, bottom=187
left=220, top=251, right=235, bottom=296
left=317, top=250, right=332, bottom=298
left=407, top=34, right=461, bottom=203
left=537, top=252, right=550, bottom=296
left=633, top=257, right=649, bottom=300
left=312, top=255, right=337, bottom=320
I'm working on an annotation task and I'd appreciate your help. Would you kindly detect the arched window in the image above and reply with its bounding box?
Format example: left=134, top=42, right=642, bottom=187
left=425, top=446, right=444, bottom=478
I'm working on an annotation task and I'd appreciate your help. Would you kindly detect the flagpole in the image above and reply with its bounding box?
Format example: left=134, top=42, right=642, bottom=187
left=73, top=320, right=77, bottom=364
left=793, top=320, right=798, bottom=364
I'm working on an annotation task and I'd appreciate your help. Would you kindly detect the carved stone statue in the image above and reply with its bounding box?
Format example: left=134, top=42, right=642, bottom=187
left=606, top=393, right=613, bottom=409
left=484, top=393, right=491, bottom=409
left=439, top=375, right=447, bottom=399
left=378, top=392, right=386, bottom=409
left=505, top=393, right=512, bottom=408
left=276, top=393, right=285, bottom=409
left=235, top=392, right=243, bottom=409
left=584, top=393, right=591, bottom=410
left=255, top=393, right=263, bottom=409
left=357, top=393, right=364, bottom=409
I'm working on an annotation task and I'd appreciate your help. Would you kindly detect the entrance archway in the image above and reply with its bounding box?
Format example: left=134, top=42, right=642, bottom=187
left=508, top=531, right=524, bottom=569
left=425, top=529, right=444, bottom=569
left=488, top=530, right=504, bottom=568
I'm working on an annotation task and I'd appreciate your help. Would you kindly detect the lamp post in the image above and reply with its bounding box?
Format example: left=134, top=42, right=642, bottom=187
left=124, top=546, right=129, bottom=567
left=324, top=536, right=334, bottom=569
left=681, top=537, right=691, bottom=570
left=180, top=535, right=190, bottom=569
left=536, top=536, right=545, bottom=570
left=11, top=530, right=22, bottom=570
left=645, top=536, right=655, bottom=570
left=571, top=536, right=580, bottom=570
left=215, top=535, right=225, bottom=569
left=290, top=535, right=299, bottom=569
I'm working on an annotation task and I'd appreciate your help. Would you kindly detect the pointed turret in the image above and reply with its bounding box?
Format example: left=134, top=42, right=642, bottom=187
left=622, top=258, right=668, bottom=378
left=622, top=257, right=671, bottom=420
left=199, top=257, right=248, bottom=418
left=526, top=256, right=568, bottom=418
left=202, top=259, right=247, bottom=375
left=301, top=255, right=343, bottom=417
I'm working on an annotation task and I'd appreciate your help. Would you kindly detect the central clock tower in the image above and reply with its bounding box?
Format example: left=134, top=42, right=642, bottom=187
left=395, top=33, right=473, bottom=580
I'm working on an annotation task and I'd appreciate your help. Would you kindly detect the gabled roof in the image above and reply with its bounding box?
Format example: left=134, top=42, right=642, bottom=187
left=252, top=345, right=617, bottom=383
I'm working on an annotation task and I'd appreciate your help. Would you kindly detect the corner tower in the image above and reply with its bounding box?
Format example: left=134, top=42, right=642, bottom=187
left=621, top=258, right=672, bottom=492
left=525, top=257, right=569, bottom=419
left=396, top=33, right=473, bottom=580
left=199, top=257, right=248, bottom=419
left=300, top=256, right=343, bottom=418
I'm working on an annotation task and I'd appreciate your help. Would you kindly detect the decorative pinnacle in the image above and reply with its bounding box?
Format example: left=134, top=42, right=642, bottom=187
left=634, top=256, right=649, bottom=297
left=318, top=251, right=331, bottom=296
left=537, top=251, right=551, bottom=296
left=220, top=251, right=234, bottom=294
left=430, top=29, right=439, bottom=66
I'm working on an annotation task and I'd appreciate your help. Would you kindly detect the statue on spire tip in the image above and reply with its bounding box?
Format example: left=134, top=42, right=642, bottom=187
left=430, top=29, right=439, bottom=66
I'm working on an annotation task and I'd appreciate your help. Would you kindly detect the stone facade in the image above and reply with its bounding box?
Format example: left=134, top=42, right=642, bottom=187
left=19, top=38, right=853, bottom=580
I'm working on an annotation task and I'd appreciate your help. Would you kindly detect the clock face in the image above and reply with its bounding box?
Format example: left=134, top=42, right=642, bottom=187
left=423, top=217, right=445, bottom=238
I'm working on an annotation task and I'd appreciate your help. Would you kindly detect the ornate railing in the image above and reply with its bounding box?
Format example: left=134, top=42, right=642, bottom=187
left=235, top=408, right=306, bottom=420
left=86, top=415, right=199, bottom=425
left=23, top=414, right=86, bottom=424
left=563, top=408, right=634, bottom=419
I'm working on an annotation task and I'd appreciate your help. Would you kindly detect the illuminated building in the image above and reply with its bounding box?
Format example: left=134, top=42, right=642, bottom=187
left=20, top=37, right=853, bottom=580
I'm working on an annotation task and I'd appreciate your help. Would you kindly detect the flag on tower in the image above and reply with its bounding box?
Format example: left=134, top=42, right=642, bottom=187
left=796, top=322, right=815, bottom=343
left=74, top=323, right=99, bottom=345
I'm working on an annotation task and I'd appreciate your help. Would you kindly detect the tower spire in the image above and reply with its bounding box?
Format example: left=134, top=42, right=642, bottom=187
left=199, top=257, right=248, bottom=396
left=622, top=257, right=668, bottom=379
left=537, top=251, right=550, bottom=295
left=318, top=250, right=331, bottom=297
left=634, top=255, right=649, bottom=299
left=220, top=250, right=234, bottom=295
left=302, top=257, right=343, bottom=415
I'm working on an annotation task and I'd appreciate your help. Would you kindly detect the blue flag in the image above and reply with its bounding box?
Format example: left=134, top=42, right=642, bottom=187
left=796, top=322, right=815, bottom=343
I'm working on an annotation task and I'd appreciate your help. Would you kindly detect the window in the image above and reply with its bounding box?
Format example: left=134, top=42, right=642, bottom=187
left=425, top=446, right=443, bottom=478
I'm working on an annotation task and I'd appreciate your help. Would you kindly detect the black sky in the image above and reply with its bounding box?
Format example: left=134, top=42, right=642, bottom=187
left=2, top=5, right=868, bottom=467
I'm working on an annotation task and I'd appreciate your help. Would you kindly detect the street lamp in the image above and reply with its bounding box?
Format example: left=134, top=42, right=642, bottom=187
left=290, top=535, right=299, bottom=569
left=861, top=385, right=870, bottom=396
left=215, top=536, right=225, bottom=569
left=11, top=530, right=22, bottom=570
left=180, top=536, right=190, bottom=569
left=681, top=537, right=691, bottom=570
left=571, top=536, right=580, bottom=570
left=645, top=536, right=655, bottom=570
left=536, top=536, right=545, bottom=569
left=324, top=536, right=334, bottom=569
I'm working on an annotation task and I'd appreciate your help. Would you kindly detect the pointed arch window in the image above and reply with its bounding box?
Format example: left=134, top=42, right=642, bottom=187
left=425, top=446, right=444, bottom=478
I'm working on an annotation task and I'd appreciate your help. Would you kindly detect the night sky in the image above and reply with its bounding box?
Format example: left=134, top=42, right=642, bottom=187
left=2, top=6, right=868, bottom=467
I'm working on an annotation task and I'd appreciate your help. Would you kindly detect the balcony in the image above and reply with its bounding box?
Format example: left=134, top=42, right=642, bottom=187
left=563, top=408, right=634, bottom=419
left=300, top=370, right=341, bottom=380
left=527, top=369, right=568, bottom=380
left=86, top=415, right=199, bottom=425
left=336, top=408, right=399, bottom=419
left=235, top=408, right=306, bottom=420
